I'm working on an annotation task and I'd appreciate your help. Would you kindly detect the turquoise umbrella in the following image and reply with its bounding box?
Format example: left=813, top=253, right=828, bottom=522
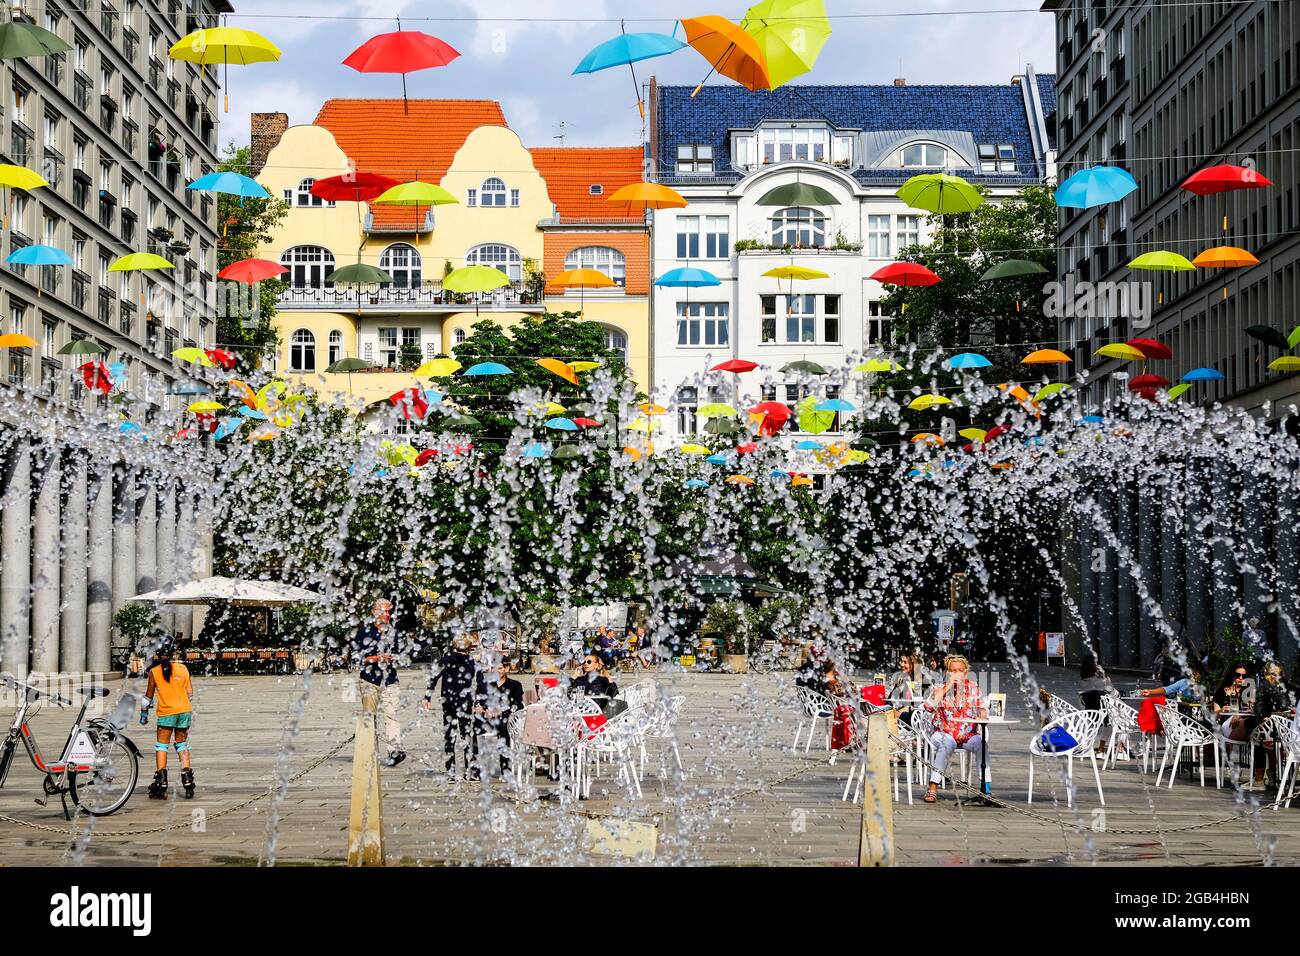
left=573, top=29, right=685, bottom=118
left=545, top=417, right=579, bottom=431
left=654, top=267, right=721, bottom=287
left=186, top=171, right=270, bottom=199
left=464, top=362, right=513, bottom=376
left=816, top=398, right=855, bottom=412
left=6, top=244, right=73, bottom=266
left=522, top=441, right=550, bottom=458
left=947, top=352, right=992, bottom=370
left=1055, top=166, right=1138, bottom=208
left=685, top=478, right=710, bottom=489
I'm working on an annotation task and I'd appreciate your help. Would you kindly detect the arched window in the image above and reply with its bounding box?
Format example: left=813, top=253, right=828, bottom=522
left=290, top=329, right=315, bottom=371
left=289, top=177, right=335, bottom=208
left=770, top=207, right=826, bottom=247
left=565, top=246, right=626, bottom=287
left=280, top=245, right=335, bottom=288
left=603, top=325, right=627, bottom=359
left=481, top=177, right=508, bottom=207
left=328, top=329, right=343, bottom=365
left=453, top=328, right=467, bottom=345
left=900, top=143, right=948, bottom=168
left=379, top=243, right=422, bottom=289
left=465, top=243, right=521, bottom=284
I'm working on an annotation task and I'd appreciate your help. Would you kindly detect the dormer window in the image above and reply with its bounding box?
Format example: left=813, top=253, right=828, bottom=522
left=676, top=145, right=713, bottom=174
left=589, top=184, right=603, bottom=195
left=761, top=127, right=829, bottom=164
left=901, top=143, right=947, bottom=168
left=978, top=144, right=1017, bottom=172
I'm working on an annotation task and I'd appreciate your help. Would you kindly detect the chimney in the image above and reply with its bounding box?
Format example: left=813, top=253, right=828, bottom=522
left=893, top=78, right=906, bottom=87
left=250, top=112, right=288, bottom=176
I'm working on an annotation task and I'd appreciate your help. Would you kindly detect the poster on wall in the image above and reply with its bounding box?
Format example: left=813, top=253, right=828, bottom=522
left=1044, top=632, right=1066, bottom=663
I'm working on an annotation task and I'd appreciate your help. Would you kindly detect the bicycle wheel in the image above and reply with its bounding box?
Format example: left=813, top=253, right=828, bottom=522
left=0, top=736, right=15, bottom=787
left=69, top=729, right=139, bottom=816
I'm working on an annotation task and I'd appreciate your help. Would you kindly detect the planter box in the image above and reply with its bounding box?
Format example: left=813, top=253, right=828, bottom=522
left=723, top=653, right=749, bottom=673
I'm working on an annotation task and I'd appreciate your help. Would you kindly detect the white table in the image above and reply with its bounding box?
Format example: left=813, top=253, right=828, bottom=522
left=951, top=716, right=1020, bottom=807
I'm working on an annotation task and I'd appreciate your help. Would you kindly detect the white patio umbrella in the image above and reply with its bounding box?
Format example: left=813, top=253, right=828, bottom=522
left=129, top=575, right=321, bottom=607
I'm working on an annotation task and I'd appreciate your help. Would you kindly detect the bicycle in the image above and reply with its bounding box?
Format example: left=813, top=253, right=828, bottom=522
left=0, top=673, right=141, bottom=819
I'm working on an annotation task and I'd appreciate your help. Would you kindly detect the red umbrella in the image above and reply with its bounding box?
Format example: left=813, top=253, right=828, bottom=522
left=1132, top=388, right=1159, bottom=402
left=736, top=441, right=758, bottom=454
left=389, top=387, right=430, bottom=421
left=1181, top=164, right=1273, bottom=196
left=414, top=448, right=439, bottom=467
left=343, top=25, right=461, bottom=109
left=750, top=400, right=791, bottom=436
left=311, top=172, right=401, bottom=203
left=712, top=358, right=758, bottom=373
left=218, top=258, right=288, bottom=284
left=1126, top=338, right=1173, bottom=360
left=572, top=417, right=602, bottom=428
left=870, top=262, right=941, bottom=287
left=80, top=361, right=113, bottom=394
left=1128, top=373, right=1169, bottom=389
left=983, top=423, right=1011, bottom=443
left=205, top=348, right=237, bottom=370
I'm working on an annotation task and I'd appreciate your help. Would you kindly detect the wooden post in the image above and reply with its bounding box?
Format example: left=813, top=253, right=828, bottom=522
left=346, top=682, right=384, bottom=866
left=857, top=710, right=896, bottom=867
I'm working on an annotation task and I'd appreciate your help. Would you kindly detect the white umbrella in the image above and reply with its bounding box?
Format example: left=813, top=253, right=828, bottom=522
left=129, top=575, right=322, bottom=607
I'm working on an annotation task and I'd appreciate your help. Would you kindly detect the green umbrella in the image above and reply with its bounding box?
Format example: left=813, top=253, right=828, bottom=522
left=58, top=339, right=106, bottom=355
left=704, top=418, right=742, bottom=436
left=1245, top=325, right=1289, bottom=351
left=446, top=413, right=480, bottom=428
left=796, top=395, right=835, bottom=434
left=327, top=263, right=391, bottom=284
left=325, top=358, right=374, bottom=372
left=781, top=360, right=826, bottom=375
left=551, top=445, right=581, bottom=460
left=1128, top=251, right=1196, bottom=271
left=1288, top=325, right=1300, bottom=350
left=979, top=259, right=1048, bottom=281
left=755, top=182, right=839, bottom=206
left=897, top=173, right=984, bottom=214
left=0, top=21, right=71, bottom=59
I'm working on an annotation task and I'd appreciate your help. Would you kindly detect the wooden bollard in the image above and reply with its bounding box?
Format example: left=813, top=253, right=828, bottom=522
left=346, top=682, right=384, bottom=866
left=857, top=710, right=896, bottom=867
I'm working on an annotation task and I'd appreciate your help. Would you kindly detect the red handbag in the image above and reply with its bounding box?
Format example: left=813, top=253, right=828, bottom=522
left=831, top=705, right=855, bottom=750
left=1137, top=696, right=1165, bottom=734
left=861, top=684, right=887, bottom=707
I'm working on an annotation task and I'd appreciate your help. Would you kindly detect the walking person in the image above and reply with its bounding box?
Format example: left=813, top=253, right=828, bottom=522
left=139, top=636, right=197, bottom=799
left=475, top=657, right=525, bottom=776
left=352, top=598, right=406, bottom=767
left=425, top=634, right=481, bottom=781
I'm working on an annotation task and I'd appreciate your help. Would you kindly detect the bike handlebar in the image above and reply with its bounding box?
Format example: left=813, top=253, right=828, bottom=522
left=0, top=672, right=74, bottom=706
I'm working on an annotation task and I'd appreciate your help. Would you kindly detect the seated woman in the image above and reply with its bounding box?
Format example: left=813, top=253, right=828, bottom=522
left=569, top=653, right=618, bottom=702
left=887, top=654, right=917, bottom=721
left=922, top=654, right=990, bottom=803
left=1211, top=663, right=1250, bottom=715
left=1079, top=655, right=1116, bottom=754
left=1137, top=664, right=1203, bottom=700
left=1219, top=661, right=1294, bottom=786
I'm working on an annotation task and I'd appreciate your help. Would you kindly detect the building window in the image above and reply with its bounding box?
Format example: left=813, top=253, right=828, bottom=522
left=480, top=177, right=508, bottom=207
left=589, top=184, right=603, bottom=196
left=676, top=386, right=698, bottom=434
left=465, top=243, right=521, bottom=283
left=290, top=329, right=315, bottom=371
left=379, top=243, right=422, bottom=288
left=42, top=321, right=56, bottom=355
left=453, top=328, right=466, bottom=345
left=603, top=325, right=627, bottom=360
left=378, top=327, right=398, bottom=367
left=866, top=300, right=893, bottom=345
left=676, top=145, right=713, bottom=174
left=676, top=215, right=728, bottom=259
left=760, top=127, right=829, bottom=164
left=867, top=215, right=891, bottom=258
left=289, top=178, right=333, bottom=208
left=901, top=143, right=947, bottom=168
left=676, top=302, right=729, bottom=347
left=896, top=215, right=921, bottom=250
left=786, top=293, right=816, bottom=344
left=280, top=245, right=336, bottom=288
left=509, top=188, right=520, bottom=207
left=761, top=294, right=777, bottom=343
left=823, top=294, right=840, bottom=344
left=978, top=144, right=1017, bottom=173
left=466, top=188, right=476, bottom=206
left=770, top=207, right=826, bottom=247
left=328, top=329, right=343, bottom=365
left=564, top=246, right=625, bottom=286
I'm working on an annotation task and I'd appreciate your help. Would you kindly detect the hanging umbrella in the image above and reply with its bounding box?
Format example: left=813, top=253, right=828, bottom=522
left=571, top=361, right=601, bottom=373
left=343, top=23, right=460, bottom=109
left=218, top=258, right=287, bottom=283
left=947, top=352, right=991, bottom=370
left=607, top=182, right=687, bottom=211
left=1129, top=374, right=1169, bottom=391
left=1032, top=383, right=1070, bottom=401
left=749, top=401, right=791, bottom=436
left=1192, top=245, right=1259, bottom=268
left=680, top=443, right=711, bottom=455
left=464, top=362, right=513, bottom=376
left=545, top=417, right=579, bottom=432
left=959, top=427, right=987, bottom=443
left=796, top=396, right=834, bottom=434
left=373, top=180, right=459, bottom=234
left=1166, top=384, right=1192, bottom=401
left=5, top=244, right=72, bottom=266
left=80, top=361, right=113, bottom=394
left=172, top=347, right=215, bottom=367
left=1182, top=368, right=1224, bottom=382
left=0, top=20, right=70, bottom=58
left=705, top=418, right=743, bottom=436
left=550, top=268, right=615, bottom=315
left=1267, top=356, right=1300, bottom=372
left=1246, top=325, right=1289, bottom=350
left=1096, top=343, right=1147, bottom=361
left=712, top=359, right=758, bottom=373
left=911, top=433, right=944, bottom=446
left=725, top=474, right=755, bottom=486
left=327, top=263, right=390, bottom=285
left=58, top=339, right=106, bottom=356
left=1126, top=338, right=1173, bottom=360
left=908, top=394, right=951, bottom=411
left=680, top=16, right=771, bottom=96
left=656, top=267, right=721, bottom=288
left=1289, top=326, right=1300, bottom=349
left=574, top=27, right=685, bottom=118
left=109, top=252, right=173, bottom=272
left=755, top=182, right=839, bottom=206
left=1055, top=166, right=1138, bottom=208
left=639, top=402, right=669, bottom=416
left=170, top=27, right=281, bottom=112
left=740, top=0, right=831, bottom=89
left=897, top=173, right=984, bottom=214
left=206, top=348, right=237, bottom=370
left=1128, top=250, right=1196, bottom=271
left=684, top=478, right=710, bottom=489
left=781, top=360, right=826, bottom=374
left=187, top=400, right=224, bottom=413
left=186, top=171, right=269, bottom=199
left=572, top=417, right=602, bottom=428
left=552, top=445, right=582, bottom=461
left=979, top=259, right=1048, bottom=281
left=310, top=172, right=401, bottom=204
left=1181, top=164, right=1273, bottom=196
left=522, top=442, right=551, bottom=460
left=817, top=398, right=855, bottom=412
left=1022, top=348, right=1071, bottom=365
left=763, top=265, right=829, bottom=281
left=871, top=262, right=941, bottom=287
left=0, top=165, right=48, bottom=231
left=794, top=439, right=825, bottom=450
left=0, top=333, right=37, bottom=348
left=697, top=402, right=738, bottom=418
left=387, top=388, right=430, bottom=421
left=536, top=358, right=579, bottom=385
left=855, top=357, right=902, bottom=373
left=415, top=358, right=462, bottom=377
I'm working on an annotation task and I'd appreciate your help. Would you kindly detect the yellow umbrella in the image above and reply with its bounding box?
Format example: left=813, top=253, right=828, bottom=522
left=187, top=400, right=224, bottom=413
left=373, top=180, right=459, bottom=236
left=0, top=165, right=49, bottom=230
left=639, top=402, right=668, bottom=415
left=109, top=252, right=173, bottom=272
left=908, top=394, right=951, bottom=411
left=697, top=402, right=738, bottom=418
left=0, top=333, right=38, bottom=348
left=415, top=358, right=462, bottom=377
left=1268, top=356, right=1300, bottom=372
left=607, top=182, right=686, bottom=210
left=172, top=346, right=214, bottom=367
left=170, top=26, right=282, bottom=112
left=536, top=358, right=579, bottom=385
left=680, top=443, right=711, bottom=454
left=571, top=361, right=601, bottom=373
left=855, top=357, right=902, bottom=373
left=763, top=265, right=829, bottom=281
left=959, top=427, right=987, bottom=443
left=1095, top=343, right=1146, bottom=361
left=627, top=417, right=658, bottom=432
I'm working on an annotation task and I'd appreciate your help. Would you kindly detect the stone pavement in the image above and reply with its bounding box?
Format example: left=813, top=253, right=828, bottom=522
left=1, top=663, right=1296, bottom=866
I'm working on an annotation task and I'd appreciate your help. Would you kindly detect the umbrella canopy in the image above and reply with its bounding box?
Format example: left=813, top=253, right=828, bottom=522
left=443, top=265, right=511, bottom=293
left=755, top=182, right=839, bottom=206
left=1246, top=325, right=1290, bottom=350
left=750, top=401, right=791, bottom=436
left=325, top=357, right=375, bottom=373
left=1191, top=245, right=1259, bottom=268
left=131, top=575, right=319, bottom=607
left=680, top=443, right=711, bottom=455
left=343, top=28, right=460, bottom=106
left=1129, top=373, right=1170, bottom=389
left=373, top=180, right=459, bottom=206
left=781, top=360, right=827, bottom=374
left=979, top=259, right=1048, bottom=281
left=697, top=402, right=738, bottom=418
left=310, top=172, right=401, bottom=203
left=684, top=478, right=710, bottom=489
left=908, top=394, right=951, bottom=411
left=551, top=268, right=616, bottom=289
left=170, top=27, right=281, bottom=66
left=0, top=333, right=37, bottom=348
left=5, top=244, right=72, bottom=266
left=552, top=445, right=582, bottom=461
left=1181, top=164, right=1274, bottom=196
left=817, top=398, right=855, bottom=412
left=794, top=439, right=825, bottom=450
left=172, top=347, right=215, bottom=367
left=415, top=358, right=462, bottom=377
left=681, top=15, right=771, bottom=94
left=1167, top=384, right=1192, bottom=400
left=705, top=418, right=743, bottom=436
left=206, top=348, right=237, bottom=370
left=606, top=181, right=687, bottom=210
left=464, top=362, right=513, bottom=376
left=0, top=20, right=71, bottom=58
left=947, top=352, right=991, bottom=370
left=58, top=339, right=106, bottom=355
left=187, top=400, right=224, bottom=412
left=741, top=0, right=831, bottom=89
left=536, top=358, right=579, bottom=385
left=1268, top=356, right=1300, bottom=372
left=764, top=265, right=829, bottom=281
left=573, top=30, right=685, bottom=118
left=856, top=357, right=902, bottom=373
left=327, top=263, right=390, bottom=285
left=712, top=359, right=759, bottom=373
left=911, top=433, right=944, bottom=446
left=725, top=474, right=756, bottom=486
left=109, top=252, right=173, bottom=272
left=0, top=164, right=48, bottom=190
left=1182, top=367, right=1224, bottom=382
left=1032, top=383, right=1070, bottom=400
left=545, top=417, right=579, bottom=431
left=897, top=173, right=983, bottom=214
left=1022, top=348, right=1072, bottom=364
left=186, top=171, right=269, bottom=198
left=796, top=396, right=835, bottom=433
left=1128, top=250, right=1196, bottom=271
left=1096, top=343, right=1147, bottom=361
left=1055, top=165, right=1138, bottom=208
left=655, top=267, right=721, bottom=288
left=959, top=427, right=987, bottom=443
left=871, top=262, right=941, bottom=287
left=1126, top=338, right=1173, bottom=360
left=218, top=258, right=288, bottom=283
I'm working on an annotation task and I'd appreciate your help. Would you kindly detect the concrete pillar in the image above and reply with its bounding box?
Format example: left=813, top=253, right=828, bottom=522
left=156, top=482, right=177, bottom=635
left=1274, top=483, right=1300, bottom=673
left=1239, top=476, right=1269, bottom=648
left=111, top=466, right=138, bottom=637
left=1, top=436, right=32, bottom=676
left=60, top=455, right=89, bottom=674
left=1160, top=480, right=1185, bottom=638
left=1137, top=489, right=1160, bottom=668
left=135, top=477, right=157, bottom=599
left=176, top=492, right=196, bottom=641
left=1210, top=467, right=1240, bottom=651
left=30, top=446, right=62, bottom=674
left=1185, top=465, right=1210, bottom=658
left=86, top=466, right=113, bottom=673
left=1097, top=488, right=1118, bottom=667
left=1116, top=482, right=1138, bottom=669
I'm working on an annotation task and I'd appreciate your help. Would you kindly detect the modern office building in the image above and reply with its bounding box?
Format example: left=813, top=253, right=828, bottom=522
left=646, top=71, right=1056, bottom=439
left=0, top=1, right=228, bottom=677
left=1044, top=0, right=1300, bottom=670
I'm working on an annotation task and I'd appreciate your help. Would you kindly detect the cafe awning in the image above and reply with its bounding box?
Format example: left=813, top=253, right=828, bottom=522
left=129, top=576, right=322, bottom=607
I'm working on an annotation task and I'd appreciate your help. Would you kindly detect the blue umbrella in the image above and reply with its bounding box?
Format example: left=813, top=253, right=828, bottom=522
left=186, top=171, right=270, bottom=199
left=213, top=417, right=242, bottom=441
left=573, top=31, right=685, bottom=118
left=684, top=478, right=710, bottom=489
left=464, top=362, right=513, bottom=376
left=816, top=398, right=855, bottom=413
left=654, top=266, right=721, bottom=288
left=1080, top=414, right=1105, bottom=424
left=238, top=406, right=267, bottom=420
left=545, top=417, right=578, bottom=431
left=168, top=382, right=210, bottom=396
left=770, top=469, right=790, bottom=480
left=795, top=439, right=823, bottom=450
left=705, top=453, right=728, bottom=466
left=947, top=352, right=991, bottom=370
left=5, top=244, right=73, bottom=266
left=1182, top=367, right=1224, bottom=382
left=1055, top=166, right=1138, bottom=209
left=522, top=441, right=550, bottom=459
left=423, top=389, right=443, bottom=405
left=118, top=421, right=148, bottom=440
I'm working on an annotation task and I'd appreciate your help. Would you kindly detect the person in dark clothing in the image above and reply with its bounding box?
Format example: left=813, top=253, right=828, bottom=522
left=569, top=654, right=618, bottom=701
left=424, top=634, right=481, bottom=781
left=1079, top=655, right=1115, bottom=710
left=475, top=658, right=525, bottom=774
left=352, top=599, right=406, bottom=767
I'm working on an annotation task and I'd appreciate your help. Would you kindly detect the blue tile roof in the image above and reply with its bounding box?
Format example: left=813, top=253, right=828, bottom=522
left=655, top=77, right=1057, bottom=182
left=1036, top=73, right=1058, bottom=150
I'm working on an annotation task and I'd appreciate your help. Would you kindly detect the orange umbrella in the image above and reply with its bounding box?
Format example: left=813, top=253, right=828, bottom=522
left=1192, top=245, right=1259, bottom=268
left=1022, top=348, right=1071, bottom=365
left=607, top=182, right=686, bottom=210
left=681, top=16, right=770, bottom=96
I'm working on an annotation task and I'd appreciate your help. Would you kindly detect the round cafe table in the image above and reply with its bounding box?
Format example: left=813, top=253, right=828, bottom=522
left=952, top=717, right=1020, bottom=808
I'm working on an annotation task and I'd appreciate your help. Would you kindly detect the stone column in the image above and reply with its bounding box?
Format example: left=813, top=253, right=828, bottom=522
left=1137, top=488, right=1160, bottom=668
left=156, top=482, right=177, bottom=634
left=1160, top=481, right=1185, bottom=636
left=30, top=445, right=62, bottom=674
left=1274, top=483, right=1300, bottom=673
left=86, top=466, right=114, bottom=674
left=1185, top=465, right=1210, bottom=658
left=111, top=466, right=138, bottom=637
left=176, top=492, right=196, bottom=641
left=135, top=477, right=157, bottom=599
left=1097, top=488, right=1118, bottom=667
left=1116, top=482, right=1138, bottom=669
left=0, top=436, right=31, bottom=676
left=60, top=454, right=89, bottom=675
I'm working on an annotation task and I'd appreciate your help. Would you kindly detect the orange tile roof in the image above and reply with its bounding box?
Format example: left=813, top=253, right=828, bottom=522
left=543, top=232, right=650, bottom=296
left=529, top=147, right=645, bottom=220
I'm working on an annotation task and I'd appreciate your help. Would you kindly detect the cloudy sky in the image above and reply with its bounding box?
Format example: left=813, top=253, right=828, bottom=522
left=222, top=1, right=1055, bottom=152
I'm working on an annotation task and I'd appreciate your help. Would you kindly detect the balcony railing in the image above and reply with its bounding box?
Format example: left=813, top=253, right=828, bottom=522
left=277, top=284, right=543, bottom=311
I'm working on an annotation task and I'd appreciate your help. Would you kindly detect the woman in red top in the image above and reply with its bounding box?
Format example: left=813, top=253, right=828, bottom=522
left=922, top=654, right=988, bottom=803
